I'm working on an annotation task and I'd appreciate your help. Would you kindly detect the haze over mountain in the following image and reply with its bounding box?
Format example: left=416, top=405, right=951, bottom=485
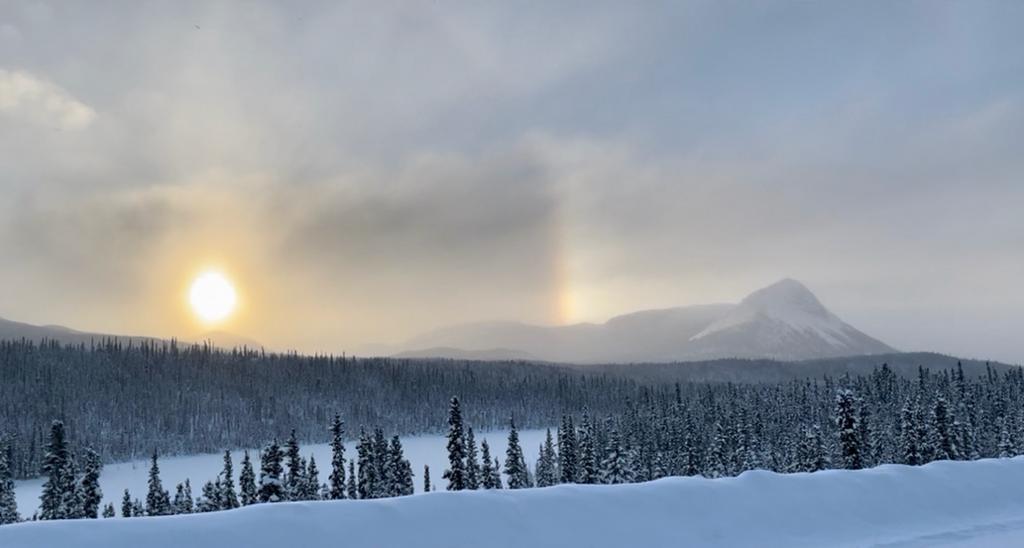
left=398, top=279, right=895, bottom=363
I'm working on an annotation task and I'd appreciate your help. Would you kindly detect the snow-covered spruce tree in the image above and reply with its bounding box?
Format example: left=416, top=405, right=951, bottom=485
left=121, top=489, right=132, bottom=518
left=60, top=454, right=79, bottom=518
left=346, top=461, right=357, bottom=499
left=302, top=455, right=321, bottom=500
left=796, top=425, right=830, bottom=472
left=284, top=430, right=304, bottom=501
left=705, top=421, right=730, bottom=478
left=328, top=415, right=346, bottom=500
left=239, top=451, right=257, bottom=506
left=196, top=479, right=221, bottom=513
left=39, top=420, right=73, bottom=520
left=356, top=429, right=376, bottom=499
left=258, top=440, right=285, bottom=503
left=898, top=398, right=922, bottom=465
left=835, top=389, right=863, bottom=470
left=423, top=464, right=431, bottom=493
left=464, top=427, right=480, bottom=490
left=479, top=439, right=497, bottom=489
left=504, top=419, right=529, bottom=489
left=558, top=415, right=578, bottom=484
left=0, top=440, right=19, bottom=525
left=443, top=396, right=468, bottom=491
left=371, top=429, right=390, bottom=498
left=76, top=448, right=103, bottom=518
left=576, top=413, right=597, bottom=484
left=131, top=498, right=144, bottom=518
left=535, top=428, right=558, bottom=487
left=599, top=422, right=632, bottom=484
left=219, top=450, right=240, bottom=510
left=929, top=396, right=956, bottom=461
left=491, top=458, right=503, bottom=489
left=102, top=503, right=115, bottom=518
left=998, top=416, right=1016, bottom=458
left=173, top=481, right=194, bottom=514
left=389, top=436, right=414, bottom=496
left=145, top=451, right=172, bottom=516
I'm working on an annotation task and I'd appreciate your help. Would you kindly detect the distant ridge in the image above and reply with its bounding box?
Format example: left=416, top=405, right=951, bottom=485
left=397, top=279, right=895, bottom=363
left=0, top=316, right=262, bottom=350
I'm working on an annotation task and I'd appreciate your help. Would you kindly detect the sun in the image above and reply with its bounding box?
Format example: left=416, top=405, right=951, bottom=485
left=189, top=271, right=237, bottom=324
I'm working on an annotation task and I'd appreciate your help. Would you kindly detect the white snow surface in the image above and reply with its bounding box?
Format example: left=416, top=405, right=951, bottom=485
left=13, top=429, right=550, bottom=518
left=6, top=456, right=1024, bottom=547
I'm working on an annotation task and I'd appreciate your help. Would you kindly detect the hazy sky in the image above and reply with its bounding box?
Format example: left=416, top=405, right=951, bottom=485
left=1, top=1, right=1022, bottom=363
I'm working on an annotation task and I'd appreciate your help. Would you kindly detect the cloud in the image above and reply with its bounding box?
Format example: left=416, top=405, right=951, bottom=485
left=0, top=69, right=96, bottom=130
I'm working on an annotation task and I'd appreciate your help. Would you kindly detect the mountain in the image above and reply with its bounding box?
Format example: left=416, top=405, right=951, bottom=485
left=0, top=316, right=262, bottom=350
left=397, top=279, right=896, bottom=363
left=0, top=316, right=160, bottom=346
left=685, top=279, right=893, bottom=361
left=392, top=346, right=539, bottom=361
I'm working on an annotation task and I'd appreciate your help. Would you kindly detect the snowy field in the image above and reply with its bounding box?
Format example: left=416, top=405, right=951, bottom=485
left=5, top=456, right=1024, bottom=548
left=13, top=428, right=550, bottom=518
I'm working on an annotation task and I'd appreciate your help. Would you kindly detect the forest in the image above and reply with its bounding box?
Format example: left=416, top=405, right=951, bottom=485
left=3, top=351, right=1024, bottom=524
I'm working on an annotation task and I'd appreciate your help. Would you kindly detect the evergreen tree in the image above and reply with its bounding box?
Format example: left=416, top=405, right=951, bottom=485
left=898, top=399, right=922, bottom=465
left=220, top=450, right=240, bottom=510
left=558, top=415, right=578, bottom=484
left=443, top=396, right=468, bottom=491
left=131, top=499, right=144, bottom=518
left=796, top=425, right=830, bottom=472
left=258, top=440, right=285, bottom=503
left=40, top=420, right=72, bottom=520
left=480, top=440, right=498, bottom=489
left=929, top=396, right=956, bottom=461
left=302, top=455, right=321, bottom=500
left=706, top=421, right=730, bottom=478
left=239, top=451, right=257, bottom=506
left=388, top=436, right=414, bottom=496
left=328, top=415, right=346, bottom=500
left=371, top=429, right=389, bottom=498
left=464, top=427, right=480, bottom=490
left=145, top=451, right=172, bottom=516
left=284, top=430, right=304, bottom=501
left=491, top=458, right=503, bottom=489
left=835, top=389, right=863, bottom=470
left=346, top=461, right=357, bottom=499
left=76, top=448, right=103, bottom=519
left=423, top=464, right=431, bottom=493
left=121, top=489, right=132, bottom=518
left=0, top=440, right=19, bottom=525
left=535, top=428, right=558, bottom=487
left=173, top=480, right=194, bottom=514
left=101, top=503, right=116, bottom=518
left=599, top=423, right=632, bottom=484
left=504, top=419, right=530, bottom=489
left=998, top=416, right=1016, bottom=458
left=196, top=479, right=221, bottom=512
left=356, top=430, right=376, bottom=499
left=576, top=413, right=597, bottom=484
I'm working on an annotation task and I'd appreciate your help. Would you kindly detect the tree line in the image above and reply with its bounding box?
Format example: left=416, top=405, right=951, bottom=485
left=0, top=338, right=638, bottom=479
left=3, top=361, right=1024, bottom=525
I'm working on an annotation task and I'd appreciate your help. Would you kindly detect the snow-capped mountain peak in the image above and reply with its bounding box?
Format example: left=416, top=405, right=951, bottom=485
left=689, top=279, right=894, bottom=359
left=395, top=278, right=894, bottom=362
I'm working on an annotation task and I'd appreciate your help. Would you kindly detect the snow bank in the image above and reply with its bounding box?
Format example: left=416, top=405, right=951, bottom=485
left=5, top=457, right=1024, bottom=548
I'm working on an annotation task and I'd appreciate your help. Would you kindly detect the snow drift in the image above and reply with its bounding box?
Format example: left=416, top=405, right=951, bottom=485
left=5, top=457, right=1024, bottom=548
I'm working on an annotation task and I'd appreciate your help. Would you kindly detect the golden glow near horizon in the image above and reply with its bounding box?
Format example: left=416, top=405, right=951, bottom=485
left=188, top=271, right=237, bottom=324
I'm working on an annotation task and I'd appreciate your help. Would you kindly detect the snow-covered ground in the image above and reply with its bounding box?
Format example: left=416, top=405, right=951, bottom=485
left=5, top=456, right=1024, bottom=548
left=13, top=428, right=550, bottom=517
